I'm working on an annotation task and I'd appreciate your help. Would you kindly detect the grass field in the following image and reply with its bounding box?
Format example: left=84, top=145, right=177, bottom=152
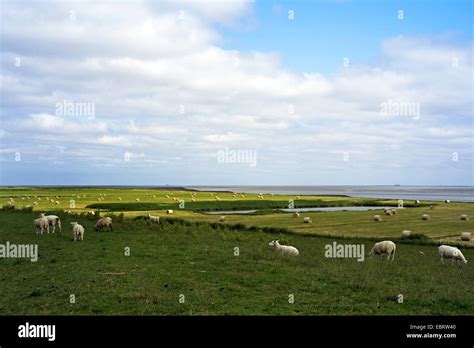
left=0, top=187, right=473, bottom=315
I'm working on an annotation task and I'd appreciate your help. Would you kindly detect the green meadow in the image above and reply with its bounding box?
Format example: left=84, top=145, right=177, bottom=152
left=0, top=186, right=473, bottom=315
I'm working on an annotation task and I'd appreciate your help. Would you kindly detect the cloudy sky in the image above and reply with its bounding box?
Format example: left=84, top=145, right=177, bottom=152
left=0, top=0, right=473, bottom=185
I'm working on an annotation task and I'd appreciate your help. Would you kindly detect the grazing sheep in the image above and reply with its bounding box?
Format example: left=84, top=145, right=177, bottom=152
left=33, top=214, right=49, bottom=235
left=445, top=200, right=450, bottom=203
left=118, top=197, right=122, bottom=201
left=293, top=212, right=300, bottom=218
left=460, top=214, right=469, bottom=221
left=373, top=215, right=382, bottom=221
left=369, top=241, right=396, bottom=260
left=422, top=214, right=430, bottom=221
left=296, top=196, right=300, bottom=200
left=461, top=232, right=471, bottom=241
left=429, top=205, right=435, bottom=210
left=303, top=217, right=312, bottom=223
left=414, top=200, right=420, bottom=204
left=385, top=209, right=393, bottom=216
left=438, top=245, right=467, bottom=266
left=268, top=240, right=299, bottom=257
left=94, top=217, right=113, bottom=232
left=135, top=198, right=140, bottom=202
left=218, top=216, right=226, bottom=222
left=166, top=209, right=174, bottom=214
left=401, top=230, right=412, bottom=239
left=45, top=215, right=62, bottom=233
left=71, top=222, right=84, bottom=242
left=148, top=213, right=160, bottom=223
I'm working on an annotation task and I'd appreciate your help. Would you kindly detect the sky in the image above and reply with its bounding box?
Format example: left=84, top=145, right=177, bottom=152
left=0, top=0, right=473, bottom=186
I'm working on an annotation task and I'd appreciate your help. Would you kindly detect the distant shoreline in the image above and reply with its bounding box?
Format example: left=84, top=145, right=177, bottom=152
left=0, top=185, right=473, bottom=202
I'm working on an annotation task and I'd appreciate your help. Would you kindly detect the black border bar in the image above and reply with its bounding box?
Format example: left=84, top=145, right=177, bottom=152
left=0, top=316, right=473, bottom=346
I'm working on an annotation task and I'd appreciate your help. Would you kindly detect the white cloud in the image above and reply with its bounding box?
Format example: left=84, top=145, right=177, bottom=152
left=0, top=0, right=472, bottom=185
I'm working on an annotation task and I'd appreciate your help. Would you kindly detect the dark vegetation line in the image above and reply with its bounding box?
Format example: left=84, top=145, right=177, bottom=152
left=84, top=199, right=429, bottom=212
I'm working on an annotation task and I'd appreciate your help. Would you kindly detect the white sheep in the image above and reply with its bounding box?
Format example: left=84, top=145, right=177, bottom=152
left=445, top=200, right=450, bottom=203
left=414, top=200, right=420, bottom=204
left=422, top=214, right=430, bottom=221
left=461, top=232, right=471, bottom=241
left=268, top=240, right=299, bottom=256
left=94, top=217, right=113, bottom=232
left=373, top=215, right=382, bottom=221
left=293, top=212, right=300, bottom=218
left=460, top=214, right=469, bottom=221
left=438, top=245, right=467, bottom=266
left=303, top=217, right=312, bottom=223
left=45, top=215, right=62, bottom=233
left=401, top=230, right=412, bottom=239
left=369, top=241, right=396, bottom=260
left=71, top=222, right=85, bottom=242
left=218, top=216, right=226, bottom=222
left=166, top=209, right=174, bottom=214
left=33, top=214, right=49, bottom=235
left=148, top=213, right=160, bottom=223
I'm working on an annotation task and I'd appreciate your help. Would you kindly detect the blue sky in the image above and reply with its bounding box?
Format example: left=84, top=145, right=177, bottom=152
left=0, top=0, right=473, bottom=186
left=221, top=0, right=473, bottom=74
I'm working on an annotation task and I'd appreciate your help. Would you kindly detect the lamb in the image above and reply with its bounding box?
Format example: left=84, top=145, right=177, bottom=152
left=148, top=213, right=160, bottom=223
left=71, top=222, right=84, bottom=242
left=94, top=217, right=113, bottom=232
left=369, top=241, right=396, bottom=260
left=33, top=214, right=49, bottom=235
left=438, top=245, right=467, bottom=266
left=268, top=240, right=299, bottom=256
left=45, top=215, right=62, bottom=233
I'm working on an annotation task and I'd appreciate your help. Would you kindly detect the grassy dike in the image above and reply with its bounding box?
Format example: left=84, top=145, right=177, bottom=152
left=0, top=210, right=473, bottom=315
